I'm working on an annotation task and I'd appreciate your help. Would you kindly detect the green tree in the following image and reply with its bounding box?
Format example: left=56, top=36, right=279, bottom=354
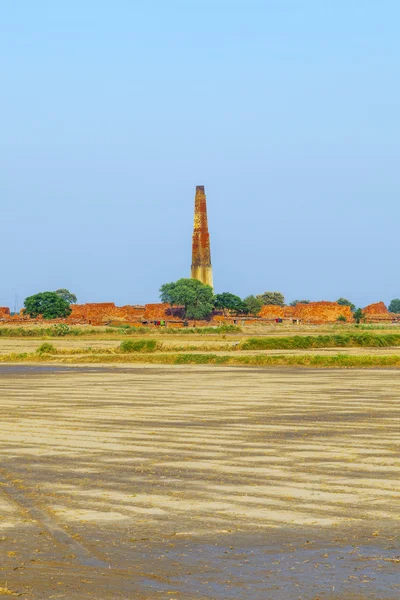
left=353, top=308, right=365, bottom=324
left=24, top=292, right=72, bottom=319
left=55, top=289, right=77, bottom=304
left=257, top=291, right=285, bottom=306
left=289, top=299, right=310, bottom=306
left=388, top=299, right=400, bottom=313
left=214, top=292, right=245, bottom=314
left=160, top=278, right=214, bottom=320
left=243, top=295, right=263, bottom=316
left=337, top=297, right=355, bottom=312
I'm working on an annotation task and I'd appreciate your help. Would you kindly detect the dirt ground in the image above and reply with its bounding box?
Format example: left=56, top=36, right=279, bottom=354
left=0, top=365, right=399, bottom=599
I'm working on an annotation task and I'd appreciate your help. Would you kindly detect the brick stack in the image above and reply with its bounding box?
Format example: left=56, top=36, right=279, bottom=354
left=291, top=302, right=353, bottom=323
left=259, top=305, right=285, bottom=319
left=362, top=302, right=392, bottom=323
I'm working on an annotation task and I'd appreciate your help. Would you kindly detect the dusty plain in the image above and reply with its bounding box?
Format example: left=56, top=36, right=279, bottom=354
left=0, top=363, right=399, bottom=599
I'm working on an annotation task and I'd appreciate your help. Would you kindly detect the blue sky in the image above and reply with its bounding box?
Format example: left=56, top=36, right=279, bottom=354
left=1, top=0, right=399, bottom=309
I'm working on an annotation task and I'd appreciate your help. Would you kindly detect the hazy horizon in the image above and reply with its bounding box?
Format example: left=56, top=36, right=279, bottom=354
left=1, top=1, right=399, bottom=310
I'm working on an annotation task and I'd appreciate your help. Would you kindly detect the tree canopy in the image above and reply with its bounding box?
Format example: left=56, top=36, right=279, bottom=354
left=243, top=295, right=263, bottom=316
left=24, top=292, right=72, bottom=319
left=55, top=289, right=77, bottom=304
left=160, top=278, right=214, bottom=320
left=353, top=308, right=365, bottom=324
left=257, top=291, right=285, bottom=306
left=214, top=292, right=245, bottom=314
left=389, top=299, right=400, bottom=313
left=337, top=298, right=355, bottom=312
left=289, top=299, right=310, bottom=307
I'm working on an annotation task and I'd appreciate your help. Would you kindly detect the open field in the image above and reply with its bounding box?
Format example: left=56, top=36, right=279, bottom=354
left=2, top=326, right=400, bottom=370
left=2, top=330, right=400, bottom=369
left=0, top=365, right=399, bottom=599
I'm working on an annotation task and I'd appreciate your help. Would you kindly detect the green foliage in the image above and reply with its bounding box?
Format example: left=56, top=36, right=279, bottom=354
left=353, top=308, right=366, bottom=324
left=388, top=299, right=400, bottom=313
left=3, top=350, right=400, bottom=368
left=257, top=291, right=285, bottom=306
left=24, top=292, right=72, bottom=319
left=51, top=324, right=71, bottom=336
left=55, top=289, right=77, bottom=304
left=241, top=332, right=400, bottom=350
left=337, top=298, right=356, bottom=312
left=242, top=295, right=263, bottom=316
left=289, top=300, right=310, bottom=306
left=214, top=292, right=245, bottom=313
left=119, top=339, right=158, bottom=353
left=160, top=278, right=214, bottom=320
left=0, top=326, right=105, bottom=337
left=159, top=324, right=241, bottom=335
left=36, top=343, right=57, bottom=354
left=107, top=325, right=152, bottom=335
left=337, top=315, right=347, bottom=322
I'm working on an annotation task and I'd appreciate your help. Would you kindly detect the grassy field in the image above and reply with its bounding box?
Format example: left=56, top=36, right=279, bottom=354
left=1, top=323, right=400, bottom=368
left=0, top=364, right=399, bottom=598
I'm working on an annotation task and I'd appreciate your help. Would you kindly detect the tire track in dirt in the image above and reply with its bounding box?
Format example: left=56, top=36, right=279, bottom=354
left=0, top=468, right=109, bottom=569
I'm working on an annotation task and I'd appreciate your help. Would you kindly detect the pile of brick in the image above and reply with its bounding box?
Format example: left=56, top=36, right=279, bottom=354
left=363, top=301, right=389, bottom=316
left=2, top=299, right=399, bottom=327
left=259, top=305, right=285, bottom=319
left=142, top=303, right=185, bottom=322
left=362, top=302, right=393, bottom=323
left=291, top=302, right=353, bottom=323
left=69, top=303, right=146, bottom=325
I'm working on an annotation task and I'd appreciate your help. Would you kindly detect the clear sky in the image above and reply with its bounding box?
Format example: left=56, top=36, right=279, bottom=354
left=1, top=0, right=399, bottom=309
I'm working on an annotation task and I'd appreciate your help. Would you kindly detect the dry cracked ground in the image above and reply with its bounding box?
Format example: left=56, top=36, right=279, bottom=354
left=0, top=365, right=399, bottom=599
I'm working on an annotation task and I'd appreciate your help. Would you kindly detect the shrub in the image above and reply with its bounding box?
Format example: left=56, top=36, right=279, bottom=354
left=353, top=308, right=366, bottom=324
left=337, top=315, right=347, bottom=322
left=51, top=324, right=71, bottom=336
left=36, top=343, right=57, bottom=354
left=119, top=339, right=158, bottom=353
left=159, top=325, right=241, bottom=335
left=240, top=333, right=400, bottom=350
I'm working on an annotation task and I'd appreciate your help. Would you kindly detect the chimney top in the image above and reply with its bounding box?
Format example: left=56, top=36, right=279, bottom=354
left=196, top=185, right=205, bottom=192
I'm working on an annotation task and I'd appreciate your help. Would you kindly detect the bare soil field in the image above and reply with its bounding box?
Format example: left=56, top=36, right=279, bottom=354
left=0, top=365, right=399, bottom=599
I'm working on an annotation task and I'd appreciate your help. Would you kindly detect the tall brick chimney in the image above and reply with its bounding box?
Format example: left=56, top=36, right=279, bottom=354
left=191, top=185, right=213, bottom=288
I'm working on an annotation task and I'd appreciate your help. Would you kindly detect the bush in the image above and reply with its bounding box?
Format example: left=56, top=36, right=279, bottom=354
left=51, top=324, right=71, bottom=336
left=353, top=308, right=366, bottom=324
left=337, top=315, right=347, bottom=322
left=119, top=339, right=158, bottom=353
left=240, top=333, right=400, bottom=351
left=159, top=325, right=241, bottom=335
left=36, top=343, right=57, bottom=354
